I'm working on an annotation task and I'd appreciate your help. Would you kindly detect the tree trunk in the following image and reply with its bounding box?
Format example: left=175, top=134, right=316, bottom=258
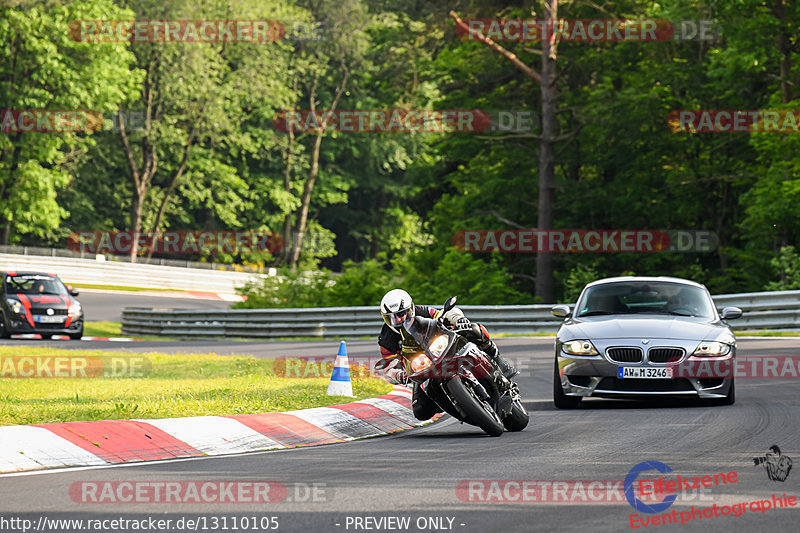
left=289, top=131, right=323, bottom=270
left=535, top=0, right=558, bottom=303
left=129, top=191, right=144, bottom=263
left=281, top=118, right=296, bottom=266
left=289, top=68, right=350, bottom=271
left=449, top=8, right=557, bottom=301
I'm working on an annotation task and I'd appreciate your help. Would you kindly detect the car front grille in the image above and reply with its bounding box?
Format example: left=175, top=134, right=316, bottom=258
left=648, top=348, right=684, bottom=363
left=31, top=308, right=68, bottom=315
left=606, top=347, right=643, bottom=363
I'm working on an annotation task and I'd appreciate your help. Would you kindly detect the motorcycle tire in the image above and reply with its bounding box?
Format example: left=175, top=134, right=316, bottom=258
left=502, top=398, right=529, bottom=431
left=446, top=377, right=504, bottom=437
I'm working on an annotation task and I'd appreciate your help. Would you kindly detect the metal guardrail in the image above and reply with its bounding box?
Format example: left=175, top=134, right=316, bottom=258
left=121, top=290, right=800, bottom=338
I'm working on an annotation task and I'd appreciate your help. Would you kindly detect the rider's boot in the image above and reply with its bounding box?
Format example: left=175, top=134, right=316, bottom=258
left=482, top=339, right=519, bottom=380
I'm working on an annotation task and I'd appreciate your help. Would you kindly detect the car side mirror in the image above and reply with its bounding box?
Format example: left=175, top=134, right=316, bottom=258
left=551, top=305, right=571, bottom=318
left=721, top=306, right=742, bottom=320
left=443, top=296, right=457, bottom=313
left=67, top=284, right=79, bottom=296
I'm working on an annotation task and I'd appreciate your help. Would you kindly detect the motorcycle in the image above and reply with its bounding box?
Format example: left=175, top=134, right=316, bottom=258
left=402, top=296, right=529, bottom=437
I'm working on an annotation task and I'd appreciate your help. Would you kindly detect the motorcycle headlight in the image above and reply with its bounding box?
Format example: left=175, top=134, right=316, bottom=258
left=692, top=341, right=731, bottom=357
left=562, top=340, right=599, bottom=356
left=6, top=299, right=22, bottom=315
left=428, top=335, right=449, bottom=357
left=410, top=353, right=432, bottom=373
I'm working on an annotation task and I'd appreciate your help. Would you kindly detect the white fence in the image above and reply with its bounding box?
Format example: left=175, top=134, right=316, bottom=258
left=0, top=253, right=258, bottom=293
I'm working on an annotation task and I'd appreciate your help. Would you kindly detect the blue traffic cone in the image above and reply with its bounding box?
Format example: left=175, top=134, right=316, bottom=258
left=327, top=341, right=354, bottom=397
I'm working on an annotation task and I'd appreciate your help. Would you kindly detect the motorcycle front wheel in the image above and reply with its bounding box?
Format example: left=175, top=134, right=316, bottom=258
left=502, top=399, right=529, bottom=431
left=446, top=377, right=504, bottom=437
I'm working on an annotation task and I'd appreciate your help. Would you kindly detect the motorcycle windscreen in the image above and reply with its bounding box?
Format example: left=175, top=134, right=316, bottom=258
left=404, top=315, right=435, bottom=348
left=404, top=316, right=455, bottom=363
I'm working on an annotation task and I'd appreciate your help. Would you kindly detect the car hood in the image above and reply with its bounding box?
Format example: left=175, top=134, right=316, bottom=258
left=11, top=294, right=72, bottom=308
left=563, top=315, right=724, bottom=340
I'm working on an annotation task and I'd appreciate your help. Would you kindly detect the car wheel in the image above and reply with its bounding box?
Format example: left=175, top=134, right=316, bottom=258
left=721, top=378, right=735, bottom=405
left=40, top=334, right=52, bottom=339
left=0, top=314, right=9, bottom=339
left=553, top=359, right=582, bottom=409
left=69, top=324, right=83, bottom=340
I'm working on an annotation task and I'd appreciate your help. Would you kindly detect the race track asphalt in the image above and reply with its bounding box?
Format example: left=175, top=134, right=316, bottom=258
left=75, top=289, right=232, bottom=322
left=1, top=336, right=798, bottom=532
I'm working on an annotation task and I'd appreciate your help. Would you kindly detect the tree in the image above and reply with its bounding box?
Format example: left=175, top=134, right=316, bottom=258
left=0, top=0, right=140, bottom=244
left=449, top=2, right=560, bottom=302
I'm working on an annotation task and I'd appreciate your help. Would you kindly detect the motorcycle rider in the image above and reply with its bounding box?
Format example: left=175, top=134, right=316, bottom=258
left=375, top=288, right=518, bottom=420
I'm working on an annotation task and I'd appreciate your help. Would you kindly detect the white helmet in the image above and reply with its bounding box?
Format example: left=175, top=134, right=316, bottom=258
left=380, top=288, right=415, bottom=332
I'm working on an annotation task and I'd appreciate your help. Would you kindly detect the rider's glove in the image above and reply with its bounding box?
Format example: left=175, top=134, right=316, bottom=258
left=442, top=307, right=467, bottom=329
left=455, top=317, right=471, bottom=330
left=385, top=366, right=409, bottom=385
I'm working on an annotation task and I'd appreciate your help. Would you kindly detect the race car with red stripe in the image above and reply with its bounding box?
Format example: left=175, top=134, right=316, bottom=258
left=0, top=271, right=83, bottom=339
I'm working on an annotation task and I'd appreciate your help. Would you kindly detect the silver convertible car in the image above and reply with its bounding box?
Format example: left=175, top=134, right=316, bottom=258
left=551, top=276, right=742, bottom=408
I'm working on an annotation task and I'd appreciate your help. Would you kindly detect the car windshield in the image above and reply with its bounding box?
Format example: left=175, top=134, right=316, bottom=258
left=5, top=275, right=68, bottom=296
left=575, top=281, right=715, bottom=319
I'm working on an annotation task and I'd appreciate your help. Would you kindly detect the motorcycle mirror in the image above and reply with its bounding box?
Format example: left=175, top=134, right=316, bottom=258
left=443, top=296, right=457, bottom=312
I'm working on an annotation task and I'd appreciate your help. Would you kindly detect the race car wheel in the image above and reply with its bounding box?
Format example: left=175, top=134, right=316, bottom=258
left=554, top=359, right=582, bottom=409
left=0, top=313, right=9, bottom=339
left=69, top=324, right=83, bottom=340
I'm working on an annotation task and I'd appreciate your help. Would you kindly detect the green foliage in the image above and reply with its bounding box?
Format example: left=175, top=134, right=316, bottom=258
left=236, top=269, right=335, bottom=308
left=0, top=0, right=140, bottom=242
left=563, top=265, right=600, bottom=303
left=767, top=246, right=800, bottom=291
left=6, top=0, right=800, bottom=302
left=237, top=247, right=528, bottom=308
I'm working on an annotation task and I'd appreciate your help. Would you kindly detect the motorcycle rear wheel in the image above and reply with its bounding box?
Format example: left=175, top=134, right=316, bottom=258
left=503, top=399, right=529, bottom=431
left=446, top=377, right=504, bottom=437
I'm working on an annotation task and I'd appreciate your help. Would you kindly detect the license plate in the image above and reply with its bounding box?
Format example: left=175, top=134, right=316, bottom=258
left=618, top=367, right=672, bottom=379
left=35, top=315, right=64, bottom=324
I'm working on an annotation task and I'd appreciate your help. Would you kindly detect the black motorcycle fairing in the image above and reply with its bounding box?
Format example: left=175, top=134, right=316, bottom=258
left=404, top=315, right=463, bottom=364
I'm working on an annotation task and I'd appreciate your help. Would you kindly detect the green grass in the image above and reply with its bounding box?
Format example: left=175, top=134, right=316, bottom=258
left=83, top=321, right=123, bottom=338
left=0, top=347, right=390, bottom=426
left=734, top=330, right=800, bottom=337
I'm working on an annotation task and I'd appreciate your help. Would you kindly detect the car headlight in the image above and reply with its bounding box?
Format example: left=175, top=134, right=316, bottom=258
left=428, top=335, right=449, bottom=357
left=409, top=353, right=432, bottom=373
left=562, top=340, right=599, bottom=356
left=68, top=302, right=81, bottom=318
left=6, top=299, right=23, bottom=314
left=692, top=341, right=731, bottom=357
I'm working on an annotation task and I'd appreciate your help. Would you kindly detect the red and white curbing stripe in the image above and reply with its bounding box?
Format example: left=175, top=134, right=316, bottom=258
left=11, top=334, right=139, bottom=342
left=0, top=385, right=434, bottom=474
left=187, top=291, right=245, bottom=302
